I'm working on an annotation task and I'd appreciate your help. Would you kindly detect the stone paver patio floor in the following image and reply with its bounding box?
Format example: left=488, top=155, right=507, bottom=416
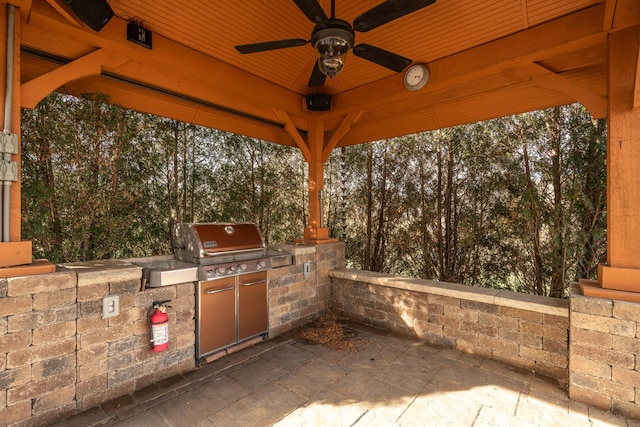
left=53, top=319, right=640, bottom=427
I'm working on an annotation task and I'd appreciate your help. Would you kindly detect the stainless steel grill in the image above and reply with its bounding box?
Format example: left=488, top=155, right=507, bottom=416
left=173, top=222, right=290, bottom=281
left=172, top=222, right=291, bottom=365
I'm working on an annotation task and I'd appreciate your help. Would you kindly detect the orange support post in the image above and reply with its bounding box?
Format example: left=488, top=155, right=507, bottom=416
left=0, top=4, right=53, bottom=275
left=583, top=25, right=640, bottom=300
left=298, top=119, right=337, bottom=244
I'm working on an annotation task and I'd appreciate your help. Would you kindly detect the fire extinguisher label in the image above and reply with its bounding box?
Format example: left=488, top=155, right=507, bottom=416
left=152, top=324, right=169, bottom=345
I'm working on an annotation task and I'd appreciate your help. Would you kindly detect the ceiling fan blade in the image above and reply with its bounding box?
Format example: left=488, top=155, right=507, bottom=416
left=235, top=39, right=308, bottom=54
left=353, top=44, right=412, bottom=72
left=293, top=0, right=328, bottom=24
left=308, top=61, right=327, bottom=87
left=353, top=0, right=436, bottom=32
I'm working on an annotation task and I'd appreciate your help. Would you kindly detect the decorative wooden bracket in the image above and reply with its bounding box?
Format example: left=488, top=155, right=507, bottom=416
left=45, top=0, right=81, bottom=27
left=505, top=63, right=608, bottom=118
left=272, top=110, right=360, bottom=244
left=322, top=110, right=362, bottom=163
left=272, top=109, right=310, bottom=161
left=21, top=48, right=130, bottom=109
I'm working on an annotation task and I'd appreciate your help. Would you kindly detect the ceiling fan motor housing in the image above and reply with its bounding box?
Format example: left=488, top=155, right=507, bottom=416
left=311, top=19, right=355, bottom=46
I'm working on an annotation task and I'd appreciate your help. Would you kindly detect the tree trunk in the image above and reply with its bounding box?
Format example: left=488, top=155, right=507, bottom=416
left=436, top=135, right=445, bottom=280
left=112, top=109, right=125, bottom=192
left=37, top=108, right=63, bottom=256
left=173, top=121, right=181, bottom=225
left=522, top=140, right=545, bottom=295
left=339, top=147, right=348, bottom=241
left=189, top=133, right=196, bottom=223
left=418, top=153, right=431, bottom=278
left=547, top=108, right=566, bottom=297
left=371, top=143, right=389, bottom=272
left=578, top=117, right=606, bottom=279
left=444, top=138, right=455, bottom=281
left=364, top=144, right=373, bottom=269
left=181, top=123, right=188, bottom=220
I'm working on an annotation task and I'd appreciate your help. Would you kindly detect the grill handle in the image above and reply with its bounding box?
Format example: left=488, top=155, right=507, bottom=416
left=242, top=280, right=267, bottom=287
left=204, top=286, right=235, bottom=295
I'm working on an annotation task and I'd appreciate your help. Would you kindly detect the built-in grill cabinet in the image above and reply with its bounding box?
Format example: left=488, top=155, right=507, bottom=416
left=197, top=271, right=268, bottom=362
left=173, top=223, right=287, bottom=366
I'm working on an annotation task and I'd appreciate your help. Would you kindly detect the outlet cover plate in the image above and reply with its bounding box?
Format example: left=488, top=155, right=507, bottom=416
left=303, top=262, right=311, bottom=278
left=102, top=295, right=120, bottom=318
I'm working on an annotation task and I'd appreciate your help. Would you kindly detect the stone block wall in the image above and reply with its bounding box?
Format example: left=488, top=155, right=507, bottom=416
left=0, top=259, right=195, bottom=427
left=268, top=242, right=345, bottom=337
left=330, top=269, right=570, bottom=382
left=570, top=284, right=640, bottom=419
left=69, top=260, right=195, bottom=411
left=1, top=269, right=78, bottom=426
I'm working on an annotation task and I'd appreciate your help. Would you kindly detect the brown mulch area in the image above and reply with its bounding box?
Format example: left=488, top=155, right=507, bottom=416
left=300, top=313, right=365, bottom=352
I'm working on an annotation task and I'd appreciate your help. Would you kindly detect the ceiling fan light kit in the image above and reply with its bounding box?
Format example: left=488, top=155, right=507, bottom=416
left=235, top=0, right=437, bottom=88
left=311, top=20, right=354, bottom=79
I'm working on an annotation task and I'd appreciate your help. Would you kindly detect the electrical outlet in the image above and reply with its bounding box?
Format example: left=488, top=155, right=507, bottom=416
left=102, top=295, right=120, bottom=318
left=303, top=262, right=311, bottom=278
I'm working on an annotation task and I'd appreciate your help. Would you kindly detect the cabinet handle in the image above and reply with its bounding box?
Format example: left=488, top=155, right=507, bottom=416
left=204, top=286, right=235, bottom=294
left=241, top=280, right=267, bottom=287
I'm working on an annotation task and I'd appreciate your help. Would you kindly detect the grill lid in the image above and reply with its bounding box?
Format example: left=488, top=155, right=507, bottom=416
left=173, top=223, right=266, bottom=263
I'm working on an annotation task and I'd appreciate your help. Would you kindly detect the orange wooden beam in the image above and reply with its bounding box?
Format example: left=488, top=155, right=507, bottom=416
left=0, top=3, right=32, bottom=268
left=272, top=109, right=310, bottom=162
left=611, top=0, right=640, bottom=31
left=1, top=0, right=31, bottom=18
left=331, top=5, right=606, bottom=123
left=602, top=25, right=640, bottom=293
left=21, top=48, right=130, bottom=108
left=61, top=74, right=296, bottom=147
left=505, top=63, right=608, bottom=118
left=322, top=110, right=362, bottom=162
left=602, top=0, right=617, bottom=32
left=299, top=118, right=335, bottom=243
left=44, top=0, right=80, bottom=27
left=21, top=2, right=303, bottom=133
left=335, top=79, right=568, bottom=148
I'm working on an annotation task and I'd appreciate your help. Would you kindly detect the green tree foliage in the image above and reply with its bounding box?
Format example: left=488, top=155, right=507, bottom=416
left=21, top=94, right=606, bottom=297
left=21, top=93, right=304, bottom=262
left=325, top=105, right=606, bottom=297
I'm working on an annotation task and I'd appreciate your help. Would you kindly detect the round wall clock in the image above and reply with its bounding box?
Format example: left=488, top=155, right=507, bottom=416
left=404, top=64, right=429, bottom=91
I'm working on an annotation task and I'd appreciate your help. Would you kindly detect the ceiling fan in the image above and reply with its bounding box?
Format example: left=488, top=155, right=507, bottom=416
left=234, top=0, right=436, bottom=87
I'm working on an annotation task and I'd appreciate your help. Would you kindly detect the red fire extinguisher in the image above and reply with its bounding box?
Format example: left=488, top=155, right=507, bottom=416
left=147, top=300, right=171, bottom=352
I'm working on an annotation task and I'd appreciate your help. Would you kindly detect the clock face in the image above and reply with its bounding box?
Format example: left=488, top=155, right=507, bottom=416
left=404, top=64, right=429, bottom=91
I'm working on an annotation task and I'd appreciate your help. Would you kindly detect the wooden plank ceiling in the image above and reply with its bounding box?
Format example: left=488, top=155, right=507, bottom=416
left=13, top=0, right=639, bottom=148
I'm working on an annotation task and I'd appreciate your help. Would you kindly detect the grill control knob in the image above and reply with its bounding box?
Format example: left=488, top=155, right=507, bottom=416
left=256, top=260, right=266, bottom=270
left=227, top=265, right=236, bottom=273
left=237, top=263, right=247, bottom=272
left=214, top=266, right=226, bottom=276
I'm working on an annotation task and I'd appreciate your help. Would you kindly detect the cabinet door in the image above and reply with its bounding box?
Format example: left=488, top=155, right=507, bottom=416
left=238, top=272, right=268, bottom=340
left=197, top=278, right=236, bottom=357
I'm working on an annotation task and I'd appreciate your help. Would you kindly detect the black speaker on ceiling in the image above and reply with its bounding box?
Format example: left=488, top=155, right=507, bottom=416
left=62, top=0, right=114, bottom=32
left=306, top=94, right=331, bottom=112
